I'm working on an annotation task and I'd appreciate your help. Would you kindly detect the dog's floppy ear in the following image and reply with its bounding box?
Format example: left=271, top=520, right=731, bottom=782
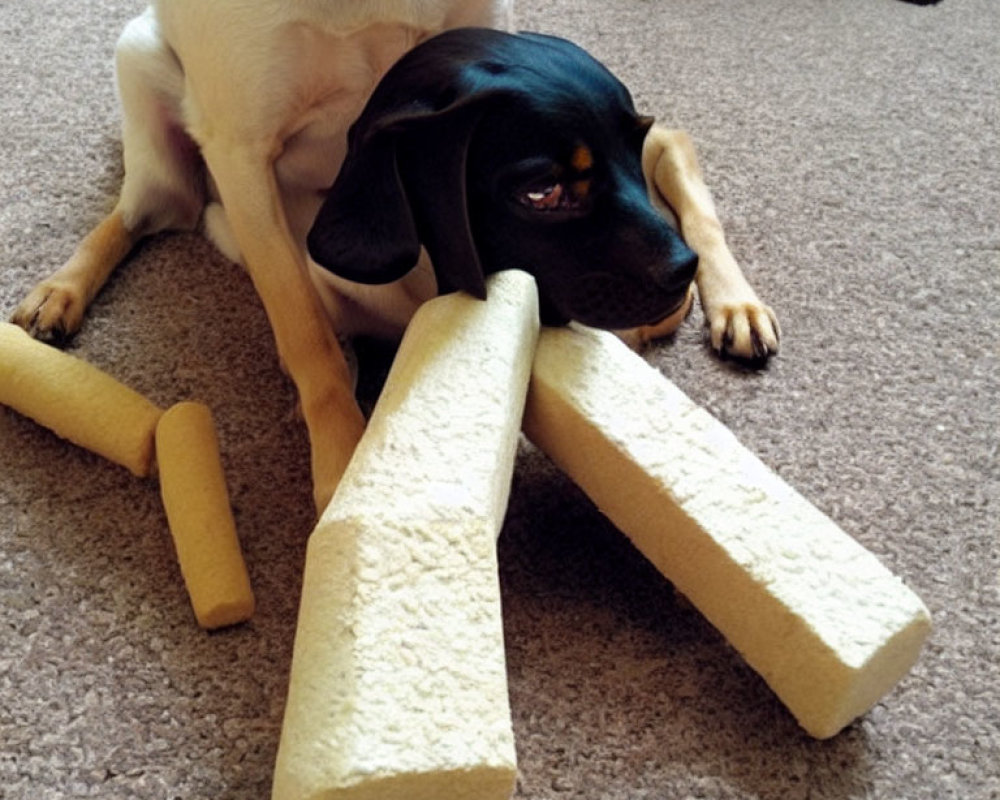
left=308, top=39, right=509, bottom=300
left=389, top=101, right=496, bottom=298
left=307, top=128, right=422, bottom=288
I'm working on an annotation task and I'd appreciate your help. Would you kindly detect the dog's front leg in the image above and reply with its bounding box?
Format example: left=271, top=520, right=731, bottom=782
left=642, top=126, right=779, bottom=361
left=200, top=142, right=365, bottom=513
left=12, top=212, right=141, bottom=342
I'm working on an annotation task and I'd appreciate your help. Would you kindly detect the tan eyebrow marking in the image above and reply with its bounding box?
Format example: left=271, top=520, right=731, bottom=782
left=571, top=144, right=594, bottom=172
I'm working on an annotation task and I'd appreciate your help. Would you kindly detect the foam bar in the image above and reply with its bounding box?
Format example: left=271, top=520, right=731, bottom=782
left=0, top=322, right=162, bottom=476
left=523, top=324, right=931, bottom=738
left=156, top=402, right=255, bottom=629
left=271, top=270, right=539, bottom=800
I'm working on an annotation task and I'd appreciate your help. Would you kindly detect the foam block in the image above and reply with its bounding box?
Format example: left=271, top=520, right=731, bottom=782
left=523, top=324, right=931, bottom=738
left=0, top=321, right=162, bottom=476
left=271, top=271, right=539, bottom=800
left=155, top=401, right=255, bottom=630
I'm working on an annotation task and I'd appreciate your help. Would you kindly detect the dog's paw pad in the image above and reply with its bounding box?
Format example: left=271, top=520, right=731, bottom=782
left=10, top=282, right=86, bottom=344
left=709, top=302, right=780, bottom=363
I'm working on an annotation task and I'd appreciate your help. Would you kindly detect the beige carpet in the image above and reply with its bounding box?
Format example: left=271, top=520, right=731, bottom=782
left=1, top=1, right=997, bottom=798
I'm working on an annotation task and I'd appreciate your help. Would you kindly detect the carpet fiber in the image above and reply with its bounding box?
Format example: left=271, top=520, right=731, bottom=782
left=1, top=1, right=997, bottom=798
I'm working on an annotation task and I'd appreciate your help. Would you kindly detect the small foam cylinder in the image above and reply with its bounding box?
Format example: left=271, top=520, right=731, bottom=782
left=156, top=401, right=254, bottom=630
left=0, top=322, right=162, bottom=476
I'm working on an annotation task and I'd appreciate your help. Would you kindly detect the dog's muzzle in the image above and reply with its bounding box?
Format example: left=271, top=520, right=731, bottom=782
left=555, top=264, right=697, bottom=329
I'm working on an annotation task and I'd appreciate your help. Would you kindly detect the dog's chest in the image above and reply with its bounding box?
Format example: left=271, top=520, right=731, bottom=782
left=271, top=23, right=427, bottom=194
left=170, top=12, right=427, bottom=194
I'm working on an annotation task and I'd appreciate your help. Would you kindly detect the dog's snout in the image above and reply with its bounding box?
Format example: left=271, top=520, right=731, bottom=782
left=670, top=239, right=699, bottom=288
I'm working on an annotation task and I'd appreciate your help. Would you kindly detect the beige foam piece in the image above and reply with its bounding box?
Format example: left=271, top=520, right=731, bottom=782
left=155, top=401, right=255, bottom=629
left=0, top=321, right=162, bottom=476
left=271, top=270, right=539, bottom=800
left=523, top=324, right=931, bottom=739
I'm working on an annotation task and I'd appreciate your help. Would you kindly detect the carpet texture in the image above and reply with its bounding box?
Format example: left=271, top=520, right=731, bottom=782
left=1, top=1, right=997, bottom=798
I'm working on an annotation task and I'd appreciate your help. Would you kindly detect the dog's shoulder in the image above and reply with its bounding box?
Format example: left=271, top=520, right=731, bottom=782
left=149, top=0, right=509, bottom=120
left=152, top=0, right=507, bottom=37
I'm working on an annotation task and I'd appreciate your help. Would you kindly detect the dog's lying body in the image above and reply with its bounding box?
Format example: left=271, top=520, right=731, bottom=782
left=11, top=0, right=778, bottom=511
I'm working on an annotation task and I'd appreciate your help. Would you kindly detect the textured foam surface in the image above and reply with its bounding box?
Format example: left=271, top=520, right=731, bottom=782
left=525, top=325, right=931, bottom=738
left=272, top=271, right=538, bottom=799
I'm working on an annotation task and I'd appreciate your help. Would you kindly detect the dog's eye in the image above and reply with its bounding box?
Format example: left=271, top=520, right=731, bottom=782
left=519, top=182, right=580, bottom=213
left=524, top=183, right=564, bottom=210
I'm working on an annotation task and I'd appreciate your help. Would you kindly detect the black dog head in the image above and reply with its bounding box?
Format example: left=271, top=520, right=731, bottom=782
left=307, top=28, right=698, bottom=329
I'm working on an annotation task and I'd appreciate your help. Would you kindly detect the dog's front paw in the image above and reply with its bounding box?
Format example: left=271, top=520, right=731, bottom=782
left=705, top=294, right=780, bottom=363
left=11, top=280, right=87, bottom=343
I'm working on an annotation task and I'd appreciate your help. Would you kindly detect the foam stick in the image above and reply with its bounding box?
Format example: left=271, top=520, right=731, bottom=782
left=523, top=324, right=931, bottom=738
left=271, top=271, right=539, bottom=800
left=0, top=322, right=162, bottom=476
left=156, top=401, right=255, bottom=629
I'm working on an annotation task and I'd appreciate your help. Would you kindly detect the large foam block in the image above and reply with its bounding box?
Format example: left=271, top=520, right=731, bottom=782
left=523, top=324, right=931, bottom=739
left=272, top=271, right=540, bottom=800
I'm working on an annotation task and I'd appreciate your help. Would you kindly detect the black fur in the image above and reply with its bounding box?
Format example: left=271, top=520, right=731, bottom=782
left=307, top=28, right=697, bottom=329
